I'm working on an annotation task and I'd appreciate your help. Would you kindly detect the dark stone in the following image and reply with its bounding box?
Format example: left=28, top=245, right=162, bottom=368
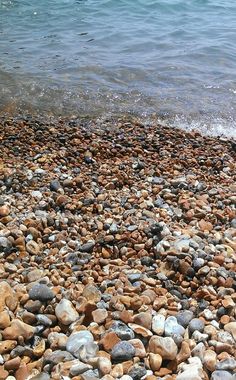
left=111, top=341, right=135, bottom=362
left=50, top=180, right=61, bottom=191
left=176, top=310, right=194, bottom=328
left=29, top=284, right=55, bottom=302
left=128, top=366, right=147, bottom=380
left=109, top=321, right=135, bottom=340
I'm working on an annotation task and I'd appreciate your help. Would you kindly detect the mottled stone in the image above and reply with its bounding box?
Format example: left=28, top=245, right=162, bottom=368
left=66, top=331, right=94, bottom=358
left=111, top=342, right=135, bottom=362
left=29, top=284, right=55, bottom=302
left=148, top=336, right=178, bottom=360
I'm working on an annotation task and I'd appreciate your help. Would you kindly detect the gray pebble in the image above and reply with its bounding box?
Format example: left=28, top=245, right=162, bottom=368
left=111, top=341, right=135, bottom=362
left=128, top=365, right=147, bottom=380
left=211, top=370, right=235, bottom=380
left=0, top=237, right=12, bottom=253
left=176, top=310, right=194, bottom=328
left=189, top=318, right=205, bottom=334
left=109, top=321, right=135, bottom=340
left=216, top=358, right=236, bottom=371
left=29, top=284, right=55, bottom=302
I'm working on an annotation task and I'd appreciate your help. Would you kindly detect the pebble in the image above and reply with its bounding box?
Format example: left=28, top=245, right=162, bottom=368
left=0, top=117, right=235, bottom=380
left=189, top=319, right=205, bottom=335
left=211, top=370, right=235, bottom=380
left=152, top=314, right=165, bottom=335
left=29, top=284, right=55, bottom=302
left=148, top=336, right=178, bottom=360
left=66, top=331, right=94, bottom=358
left=55, top=298, right=79, bottom=325
left=164, top=316, right=185, bottom=337
left=176, top=310, right=194, bottom=328
left=111, top=341, right=136, bottom=362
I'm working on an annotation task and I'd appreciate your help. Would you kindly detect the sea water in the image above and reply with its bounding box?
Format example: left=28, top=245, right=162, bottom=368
left=0, top=0, right=236, bottom=136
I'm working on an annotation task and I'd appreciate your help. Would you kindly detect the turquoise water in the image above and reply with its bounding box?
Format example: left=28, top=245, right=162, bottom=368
left=0, top=0, right=236, bottom=136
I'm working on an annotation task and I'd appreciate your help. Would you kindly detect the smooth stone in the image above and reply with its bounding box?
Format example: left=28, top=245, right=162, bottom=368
left=148, top=336, right=178, bottom=360
left=164, top=316, right=185, bottom=337
left=66, top=331, right=94, bottom=358
left=211, top=370, right=235, bottom=380
left=129, top=339, right=146, bottom=358
left=149, top=353, right=162, bottom=371
left=111, top=341, right=135, bottom=362
left=97, top=357, right=112, bottom=376
left=216, top=359, right=236, bottom=371
left=192, top=342, right=205, bottom=361
left=70, top=360, right=93, bottom=376
left=0, top=237, right=12, bottom=253
left=189, top=319, right=205, bottom=335
left=176, top=310, right=194, bottom=328
left=224, top=322, right=236, bottom=340
left=29, top=284, right=55, bottom=302
left=176, top=357, right=204, bottom=380
left=78, top=342, right=99, bottom=362
left=27, top=269, right=43, bottom=283
left=82, top=284, right=101, bottom=303
left=3, top=319, right=35, bottom=340
left=50, top=180, right=61, bottom=191
left=55, top=299, right=79, bottom=325
left=0, top=311, right=11, bottom=329
left=109, top=321, right=135, bottom=340
left=152, top=314, right=165, bottom=335
left=0, top=281, right=15, bottom=312
left=80, top=241, right=95, bottom=253
left=128, top=365, right=147, bottom=380
left=44, top=350, right=74, bottom=365
left=203, top=350, right=217, bottom=372
left=30, top=374, right=50, bottom=380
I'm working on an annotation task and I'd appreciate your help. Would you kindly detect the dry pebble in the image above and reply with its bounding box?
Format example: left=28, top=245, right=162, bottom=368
left=0, top=116, right=235, bottom=379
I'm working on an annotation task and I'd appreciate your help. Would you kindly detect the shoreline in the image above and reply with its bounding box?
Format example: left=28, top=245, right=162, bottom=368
left=0, top=115, right=235, bottom=379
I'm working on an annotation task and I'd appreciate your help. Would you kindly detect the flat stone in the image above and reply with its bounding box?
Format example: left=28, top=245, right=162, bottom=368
left=29, top=284, right=55, bottom=302
left=133, top=312, right=152, bottom=330
left=55, top=298, right=79, bottom=325
left=111, top=341, right=135, bottom=362
left=129, top=339, right=146, bottom=358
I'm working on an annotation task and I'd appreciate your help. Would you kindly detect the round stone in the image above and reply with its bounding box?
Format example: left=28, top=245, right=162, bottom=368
left=29, top=284, right=55, bottom=302
left=176, top=311, right=194, bottom=328
left=189, top=318, right=205, bottom=335
left=111, top=341, right=135, bottom=362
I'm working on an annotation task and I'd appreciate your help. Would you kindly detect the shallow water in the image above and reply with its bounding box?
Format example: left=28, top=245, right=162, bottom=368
left=0, top=0, right=236, bottom=136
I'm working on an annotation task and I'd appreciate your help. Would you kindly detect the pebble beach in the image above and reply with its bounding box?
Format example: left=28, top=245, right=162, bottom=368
left=0, top=115, right=235, bottom=380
